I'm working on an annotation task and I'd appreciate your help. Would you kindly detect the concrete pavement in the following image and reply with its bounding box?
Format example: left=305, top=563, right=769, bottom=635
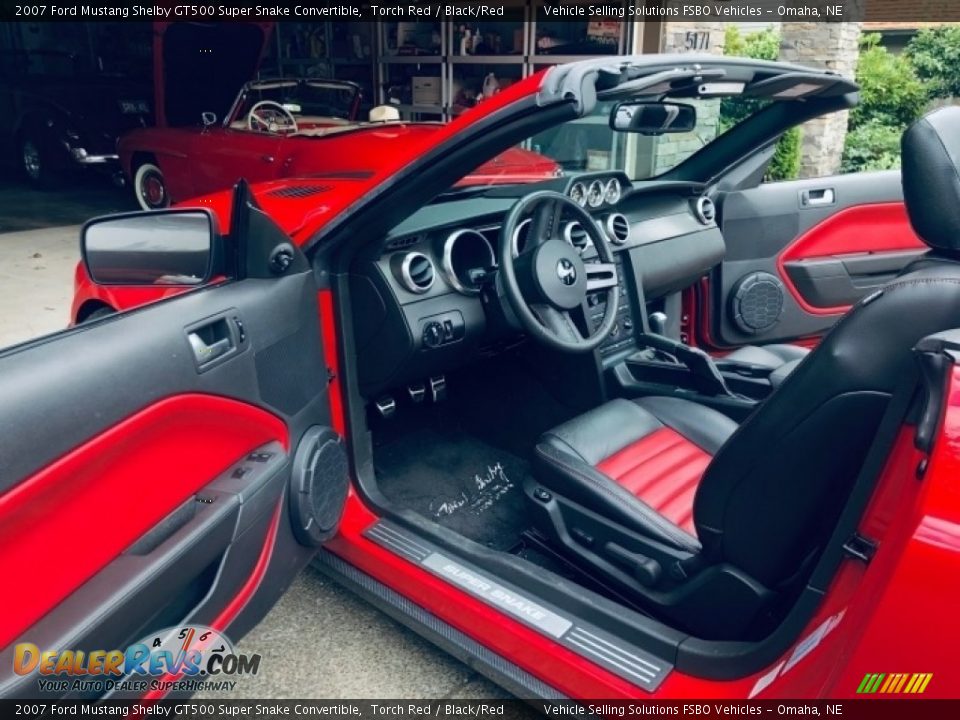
left=0, top=225, right=81, bottom=347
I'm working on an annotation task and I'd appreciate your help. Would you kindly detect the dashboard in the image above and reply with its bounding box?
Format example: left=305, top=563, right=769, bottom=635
left=349, top=173, right=726, bottom=398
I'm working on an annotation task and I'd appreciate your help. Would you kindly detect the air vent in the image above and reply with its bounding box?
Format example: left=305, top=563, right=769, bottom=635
left=394, top=252, right=435, bottom=294
left=267, top=184, right=331, bottom=199
left=694, top=196, right=717, bottom=225
left=563, top=221, right=591, bottom=254
left=605, top=214, right=630, bottom=245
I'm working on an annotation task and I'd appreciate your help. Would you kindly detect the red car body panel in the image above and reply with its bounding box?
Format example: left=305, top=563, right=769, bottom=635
left=0, top=394, right=287, bottom=650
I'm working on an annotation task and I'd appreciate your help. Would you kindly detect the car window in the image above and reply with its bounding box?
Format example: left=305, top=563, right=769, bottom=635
left=232, top=81, right=359, bottom=130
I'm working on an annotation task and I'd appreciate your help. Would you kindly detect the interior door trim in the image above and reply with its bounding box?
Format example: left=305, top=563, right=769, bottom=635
left=776, top=202, right=925, bottom=315
left=140, top=500, right=282, bottom=701
left=0, top=393, right=288, bottom=649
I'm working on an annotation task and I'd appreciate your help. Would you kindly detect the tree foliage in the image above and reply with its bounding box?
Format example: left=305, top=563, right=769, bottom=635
left=842, top=34, right=929, bottom=173
left=906, top=25, right=960, bottom=100
left=850, top=34, right=928, bottom=129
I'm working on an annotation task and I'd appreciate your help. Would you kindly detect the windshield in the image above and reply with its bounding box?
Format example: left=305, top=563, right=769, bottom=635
left=527, top=95, right=763, bottom=181
left=231, top=80, right=360, bottom=128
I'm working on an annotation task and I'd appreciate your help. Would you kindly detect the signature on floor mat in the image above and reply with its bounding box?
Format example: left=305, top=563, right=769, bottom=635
left=431, top=462, right=514, bottom=519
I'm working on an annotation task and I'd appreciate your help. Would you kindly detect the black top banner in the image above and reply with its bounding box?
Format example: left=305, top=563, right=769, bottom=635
left=1, top=0, right=957, bottom=24
left=4, top=700, right=960, bottom=718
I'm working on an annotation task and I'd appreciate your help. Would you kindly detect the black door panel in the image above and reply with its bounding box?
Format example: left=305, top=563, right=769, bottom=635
left=783, top=250, right=925, bottom=309
left=0, top=265, right=340, bottom=699
left=715, top=170, right=910, bottom=346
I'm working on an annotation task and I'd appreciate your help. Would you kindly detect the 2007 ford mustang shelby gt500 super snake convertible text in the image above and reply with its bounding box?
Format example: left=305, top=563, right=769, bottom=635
left=1, top=54, right=957, bottom=700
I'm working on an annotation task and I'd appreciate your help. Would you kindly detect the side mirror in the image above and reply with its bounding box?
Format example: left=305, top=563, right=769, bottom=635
left=81, top=209, right=217, bottom=286
left=201, top=111, right=217, bottom=127
left=610, top=101, right=697, bottom=135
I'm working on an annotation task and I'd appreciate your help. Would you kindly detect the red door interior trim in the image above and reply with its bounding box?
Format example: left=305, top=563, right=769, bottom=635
left=0, top=394, right=288, bottom=650
left=776, top=202, right=924, bottom=316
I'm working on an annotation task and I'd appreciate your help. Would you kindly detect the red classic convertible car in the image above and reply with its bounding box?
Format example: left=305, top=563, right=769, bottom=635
left=4, top=55, right=958, bottom=703
left=120, top=75, right=561, bottom=211
left=120, top=21, right=560, bottom=211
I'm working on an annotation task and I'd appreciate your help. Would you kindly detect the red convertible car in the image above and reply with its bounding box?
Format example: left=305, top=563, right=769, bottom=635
left=4, top=55, right=958, bottom=703
left=119, top=21, right=560, bottom=212
left=120, top=76, right=560, bottom=212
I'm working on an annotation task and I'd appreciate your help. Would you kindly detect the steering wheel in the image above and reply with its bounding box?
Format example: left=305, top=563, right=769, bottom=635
left=499, top=191, right=619, bottom=353
left=247, top=100, right=299, bottom=134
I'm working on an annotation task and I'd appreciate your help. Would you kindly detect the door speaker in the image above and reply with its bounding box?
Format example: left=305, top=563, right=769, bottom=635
left=729, top=272, right=785, bottom=335
left=290, top=426, right=349, bottom=547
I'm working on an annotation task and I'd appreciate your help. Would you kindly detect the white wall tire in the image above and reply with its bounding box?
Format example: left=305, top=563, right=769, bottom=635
left=134, top=162, right=170, bottom=211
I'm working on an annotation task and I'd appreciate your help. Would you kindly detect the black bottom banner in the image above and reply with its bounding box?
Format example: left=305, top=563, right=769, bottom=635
left=3, top=700, right=960, bottom=720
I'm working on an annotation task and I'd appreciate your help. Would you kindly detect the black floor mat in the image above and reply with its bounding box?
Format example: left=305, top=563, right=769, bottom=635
left=374, top=428, right=532, bottom=551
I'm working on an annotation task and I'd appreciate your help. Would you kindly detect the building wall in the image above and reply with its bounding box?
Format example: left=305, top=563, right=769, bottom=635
left=779, top=22, right=863, bottom=177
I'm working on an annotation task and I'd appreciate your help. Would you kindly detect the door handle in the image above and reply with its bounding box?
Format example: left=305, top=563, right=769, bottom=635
left=800, top=188, right=835, bottom=207
left=186, top=315, right=241, bottom=370
left=262, top=155, right=275, bottom=163
left=188, top=332, right=232, bottom=365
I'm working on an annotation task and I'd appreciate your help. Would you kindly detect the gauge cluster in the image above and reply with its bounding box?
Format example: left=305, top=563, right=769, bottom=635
left=566, top=174, right=628, bottom=210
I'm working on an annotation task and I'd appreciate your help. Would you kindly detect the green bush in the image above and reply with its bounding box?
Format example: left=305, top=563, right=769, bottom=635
left=722, top=27, right=800, bottom=181
left=770, top=127, right=801, bottom=181
left=906, top=25, right=960, bottom=100
left=850, top=34, right=928, bottom=130
left=841, top=34, right=928, bottom=173
left=840, top=121, right=903, bottom=173
left=724, top=24, right=780, bottom=62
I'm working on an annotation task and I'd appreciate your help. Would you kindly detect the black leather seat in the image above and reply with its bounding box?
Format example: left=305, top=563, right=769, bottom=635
left=723, top=343, right=809, bottom=386
left=527, top=106, right=960, bottom=640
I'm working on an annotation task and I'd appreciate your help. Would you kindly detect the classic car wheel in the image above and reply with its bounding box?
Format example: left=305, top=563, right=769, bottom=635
left=134, top=162, right=170, bottom=211
left=20, top=135, right=61, bottom=188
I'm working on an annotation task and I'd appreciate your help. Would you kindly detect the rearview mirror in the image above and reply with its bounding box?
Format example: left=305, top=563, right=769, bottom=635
left=82, top=210, right=216, bottom=286
left=201, top=111, right=217, bottom=127
left=610, top=101, right=697, bottom=135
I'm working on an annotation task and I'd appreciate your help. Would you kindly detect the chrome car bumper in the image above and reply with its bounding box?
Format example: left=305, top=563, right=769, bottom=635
left=70, top=148, right=120, bottom=165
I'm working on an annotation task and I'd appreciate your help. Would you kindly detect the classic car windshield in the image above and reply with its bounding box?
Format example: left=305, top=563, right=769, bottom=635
left=231, top=80, right=360, bottom=128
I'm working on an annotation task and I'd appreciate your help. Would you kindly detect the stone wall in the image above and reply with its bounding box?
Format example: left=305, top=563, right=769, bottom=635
left=779, top=22, right=863, bottom=177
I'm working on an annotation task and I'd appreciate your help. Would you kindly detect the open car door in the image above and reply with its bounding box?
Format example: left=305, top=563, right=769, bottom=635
left=704, top=169, right=926, bottom=349
left=0, top=190, right=348, bottom=699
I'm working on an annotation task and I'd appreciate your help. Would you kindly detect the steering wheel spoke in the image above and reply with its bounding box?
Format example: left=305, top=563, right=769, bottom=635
left=531, top=304, right=585, bottom=344
left=585, top=262, right=618, bottom=292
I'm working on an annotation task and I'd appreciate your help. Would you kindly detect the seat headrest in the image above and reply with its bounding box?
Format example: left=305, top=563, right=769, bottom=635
left=902, top=106, right=960, bottom=254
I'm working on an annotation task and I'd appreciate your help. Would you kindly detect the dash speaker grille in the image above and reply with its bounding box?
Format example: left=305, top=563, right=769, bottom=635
left=730, top=272, right=785, bottom=334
